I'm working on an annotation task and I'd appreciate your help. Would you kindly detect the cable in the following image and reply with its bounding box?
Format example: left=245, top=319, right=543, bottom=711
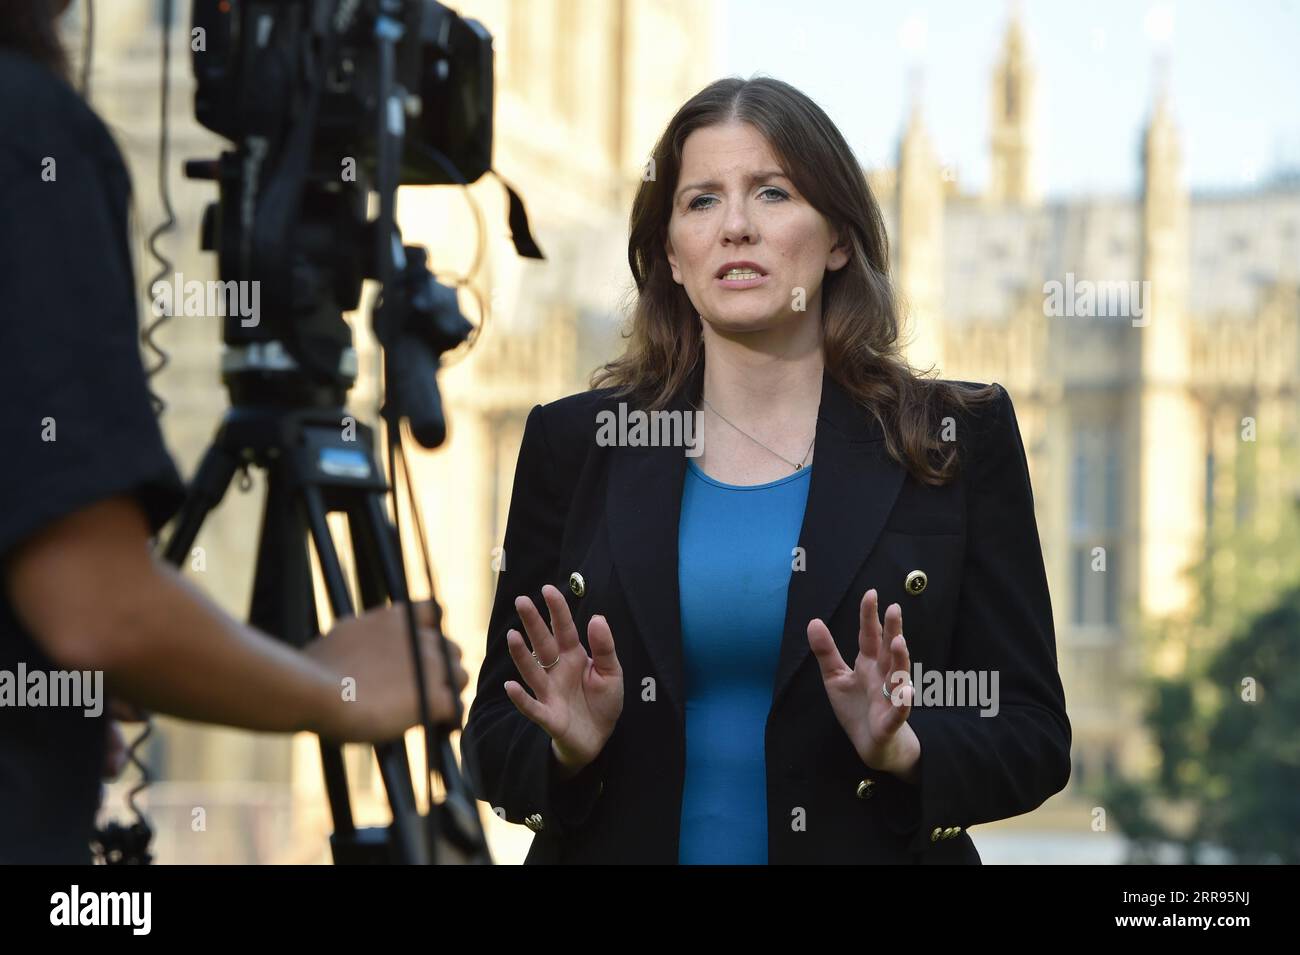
left=94, top=0, right=176, bottom=863
left=406, top=139, right=490, bottom=364
left=142, top=0, right=176, bottom=418
left=373, top=6, right=443, bottom=860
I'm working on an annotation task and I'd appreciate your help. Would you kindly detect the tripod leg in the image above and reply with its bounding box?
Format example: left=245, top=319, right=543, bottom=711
left=251, top=467, right=358, bottom=844
left=348, top=491, right=490, bottom=863
left=159, top=441, right=240, bottom=566
left=343, top=493, right=428, bottom=814
left=300, top=484, right=428, bottom=864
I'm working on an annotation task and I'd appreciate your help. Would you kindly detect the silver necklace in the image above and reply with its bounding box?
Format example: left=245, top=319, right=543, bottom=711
left=699, top=396, right=816, bottom=471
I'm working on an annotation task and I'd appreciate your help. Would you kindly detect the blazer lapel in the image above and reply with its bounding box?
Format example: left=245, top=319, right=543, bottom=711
left=605, top=363, right=907, bottom=729
left=770, top=372, right=906, bottom=713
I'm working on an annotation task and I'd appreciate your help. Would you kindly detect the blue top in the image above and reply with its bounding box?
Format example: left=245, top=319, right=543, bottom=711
left=676, top=457, right=813, bottom=864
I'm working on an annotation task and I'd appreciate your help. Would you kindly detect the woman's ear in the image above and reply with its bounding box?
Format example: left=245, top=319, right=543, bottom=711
left=664, top=236, right=682, bottom=285
left=827, top=227, right=851, bottom=273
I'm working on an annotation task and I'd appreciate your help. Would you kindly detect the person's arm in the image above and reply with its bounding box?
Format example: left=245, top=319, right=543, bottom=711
left=874, top=384, right=1073, bottom=853
left=4, top=493, right=457, bottom=742
left=460, top=404, right=610, bottom=835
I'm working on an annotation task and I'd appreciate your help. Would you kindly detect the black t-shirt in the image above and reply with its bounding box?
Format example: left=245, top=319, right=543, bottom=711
left=0, top=51, right=186, bottom=862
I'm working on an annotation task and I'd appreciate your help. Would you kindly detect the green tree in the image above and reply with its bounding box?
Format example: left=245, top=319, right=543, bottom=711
left=1099, top=426, right=1300, bottom=863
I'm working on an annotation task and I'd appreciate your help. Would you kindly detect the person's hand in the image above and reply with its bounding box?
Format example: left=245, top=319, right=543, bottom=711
left=304, top=600, right=469, bottom=743
left=807, top=588, right=920, bottom=778
left=503, top=584, right=623, bottom=775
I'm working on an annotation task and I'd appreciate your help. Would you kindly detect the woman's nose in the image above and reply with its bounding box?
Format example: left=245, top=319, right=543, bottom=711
left=721, top=203, right=756, bottom=245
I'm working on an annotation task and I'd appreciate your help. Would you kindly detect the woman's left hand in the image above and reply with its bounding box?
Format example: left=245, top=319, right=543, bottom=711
left=807, top=588, right=920, bottom=779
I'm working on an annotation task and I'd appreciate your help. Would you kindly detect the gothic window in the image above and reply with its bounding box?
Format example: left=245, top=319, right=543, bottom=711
left=1071, top=423, right=1123, bottom=627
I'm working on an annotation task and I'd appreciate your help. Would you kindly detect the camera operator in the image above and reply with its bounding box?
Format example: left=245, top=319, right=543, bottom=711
left=0, top=0, right=468, bottom=863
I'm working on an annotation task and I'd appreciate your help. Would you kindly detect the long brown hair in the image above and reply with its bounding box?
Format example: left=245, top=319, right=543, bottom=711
left=591, top=76, right=1001, bottom=485
left=0, top=0, right=72, bottom=84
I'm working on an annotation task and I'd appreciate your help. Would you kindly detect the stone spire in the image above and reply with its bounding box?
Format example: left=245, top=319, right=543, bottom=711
left=896, top=71, right=945, bottom=374
left=1135, top=72, right=1200, bottom=622
left=988, top=8, right=1036, bottom=204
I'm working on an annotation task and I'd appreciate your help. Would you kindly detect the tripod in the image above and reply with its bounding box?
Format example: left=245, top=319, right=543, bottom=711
left=159, top=385, right=489, bottom=864
left=146, top=0, right=509, bottom=864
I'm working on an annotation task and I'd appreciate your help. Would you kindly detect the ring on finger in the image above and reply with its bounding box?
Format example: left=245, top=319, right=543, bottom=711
left=532, top=651, right=560, bottom=670
left=882, top=679, right=912, bottom=700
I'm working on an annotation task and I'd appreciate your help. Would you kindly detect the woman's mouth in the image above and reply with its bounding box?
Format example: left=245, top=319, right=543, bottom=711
left=716, top=268, right=769, bottom=289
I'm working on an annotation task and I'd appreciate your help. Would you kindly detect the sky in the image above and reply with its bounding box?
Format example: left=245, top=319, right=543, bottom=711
left=714, top=0, right=1300, bottom=199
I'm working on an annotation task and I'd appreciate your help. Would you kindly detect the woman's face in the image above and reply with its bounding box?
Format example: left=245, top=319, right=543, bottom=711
left=665, top=120, right=849, bottom=335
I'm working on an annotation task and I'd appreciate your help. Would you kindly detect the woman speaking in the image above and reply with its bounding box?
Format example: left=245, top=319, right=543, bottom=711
left=461, top=76, right=1071, bottom=864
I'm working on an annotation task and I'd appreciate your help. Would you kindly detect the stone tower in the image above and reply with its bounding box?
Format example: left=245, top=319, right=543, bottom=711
left=895, top=78, right=945, bottom=375
left=988, top=11, right=1036, bottom=205
left=1135, top=77, right=1202, bottom=634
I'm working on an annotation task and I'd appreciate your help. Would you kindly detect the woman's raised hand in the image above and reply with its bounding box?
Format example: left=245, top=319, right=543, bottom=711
left=503, top=584, right=624, bottom=774
left=806, top=588, right=920, bottom=778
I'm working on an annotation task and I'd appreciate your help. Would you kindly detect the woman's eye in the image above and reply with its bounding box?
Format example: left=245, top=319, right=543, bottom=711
left=687, top=187, right=788, bottom=211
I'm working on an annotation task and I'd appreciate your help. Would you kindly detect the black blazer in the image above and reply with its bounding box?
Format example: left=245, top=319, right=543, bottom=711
left=461, top=363, right=1071, bottom=864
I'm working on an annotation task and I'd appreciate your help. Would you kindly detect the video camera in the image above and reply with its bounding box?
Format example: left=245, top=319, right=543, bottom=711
left=185, top=0, right=491, bottom=438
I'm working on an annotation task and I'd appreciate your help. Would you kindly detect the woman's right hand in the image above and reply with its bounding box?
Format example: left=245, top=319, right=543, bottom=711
left=503, top=584, right=624, bottom=774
